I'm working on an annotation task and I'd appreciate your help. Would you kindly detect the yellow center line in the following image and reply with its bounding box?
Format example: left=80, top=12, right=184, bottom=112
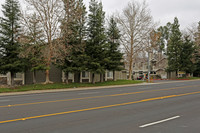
left=0, top=91, right=200, bottom=124
left=0, top=85, right=199, bottom=108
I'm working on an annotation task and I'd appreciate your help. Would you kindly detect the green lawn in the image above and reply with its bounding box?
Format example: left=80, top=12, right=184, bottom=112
left=0, top=80, right=144, bottom=93
left=187, top=77, right=200, bottom=80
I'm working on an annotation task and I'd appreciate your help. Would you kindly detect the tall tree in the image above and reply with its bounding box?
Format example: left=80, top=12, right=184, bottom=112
left=20, top=13, right=46, bottom=84
left=116, top=0, right=155, bottom=80
left=157, top=23, right=171, bottom=53
left=106, top=17, right=123, bottom=81
left=166, top=17, right=182, bottom=75
left=25, top=0, right=65, bottom=84
left=194, top=22, right=200, bottom=46
left=180, top=36, right=195, bottom=74
left=194, top=22, right=200, bottom=76
left=59, top=0, right=87, bottom=83
left=86, top=0, right=107, bottom=84
left=0, top=0, right=24, bottom=85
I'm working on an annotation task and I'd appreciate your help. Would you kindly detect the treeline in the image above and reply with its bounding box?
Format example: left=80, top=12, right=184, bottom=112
left=0, top=0, right=200, bottom=86
left=155, top=17, right=200, bottom=77
left=0, top=0, right=123, bottom=85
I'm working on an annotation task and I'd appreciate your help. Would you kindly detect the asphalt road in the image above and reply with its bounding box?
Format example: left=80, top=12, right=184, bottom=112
left=0, top=80, right=200, bottom=133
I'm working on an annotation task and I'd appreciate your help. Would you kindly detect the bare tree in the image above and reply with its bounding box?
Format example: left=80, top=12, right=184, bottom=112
left=184, top=22, right=200, bottom=64
left=184, top=23, right=198, bottom=41
left=24, top=0, right=66, bottom=84
left=116, top=0, right=155, bottom=80
left=19, top=13, right=46, bottom=84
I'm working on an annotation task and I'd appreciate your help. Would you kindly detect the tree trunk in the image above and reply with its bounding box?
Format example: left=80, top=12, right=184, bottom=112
left=80, top=72, right=82, bottom=83
left=44, top=61, right=53, bottom=84
left=10, top=72, right=15, bottom=86
left=65, top=72, right=69, bottom=84
left=45, top=69, right=50, bottom=83
left=44, top=40, right=53, bottom=84
left=128, top=35, right=134, bottom=80
left=92, top=73, right=95, bottom=84
left=113, top=70, right=116, bottom=81
left=100, top=73, right=104, bottom=83
left=128, top=60, right=133, bottom=80
left=33, top=70, right=36, bottom=84
left=45, top=69, right=53, bottom=84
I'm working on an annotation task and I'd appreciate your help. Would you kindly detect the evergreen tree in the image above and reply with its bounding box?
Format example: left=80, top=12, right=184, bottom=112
left=86, top=0, right=107, bottom=84
left=180, top=36, right=195, bottom=74
left=106, top=17, right=123, bottom=81
left=157, top=23, right=171, bottom=53
left=194, top=22, right=200, bottom=76
left=59, top=0, right=87, bottom=83
left=0, top=0, right=23, bottom=85
left=166, top=17, right=182, bottom=75
left=20, top=13, right=46, bottom=84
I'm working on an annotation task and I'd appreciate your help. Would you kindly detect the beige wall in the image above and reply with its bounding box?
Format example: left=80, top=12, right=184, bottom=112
left=167, top=72, right=176, bottom=79
left=0, top=72, right=24, bottom=85
left=115, top=71, right=127, bottom=80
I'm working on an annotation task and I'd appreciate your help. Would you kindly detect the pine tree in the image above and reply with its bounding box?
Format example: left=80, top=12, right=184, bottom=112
left=106, top=17, right=123, bottom=81
left=69, top=0, right=88, bottom=81
left=59, top=0, right=87, bottom=83
left=0, top=0, right=23, bottom=85
left=180, top=36, right=195, bottom=74
left=157, top=23, right=171, bottom=53
left=166, top=17, right=182, bottom=75
left=20, top=13, right=46, bottom=84
left=86, top=0, right=107, bottom=84
left=194, top=22, right=200, bottom=76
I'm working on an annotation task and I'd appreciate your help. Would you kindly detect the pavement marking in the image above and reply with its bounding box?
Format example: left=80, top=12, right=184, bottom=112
left=0, top=93, right=47, bottom=98
left=78, top=92, right=100, bottom=95
left=0, top=91, right=200, bottom=124
left=139, top=116, right=180, bottom=128
left=0, top=85, right=199, bottom=108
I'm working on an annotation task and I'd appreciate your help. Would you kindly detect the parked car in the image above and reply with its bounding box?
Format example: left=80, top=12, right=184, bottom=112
left=137, top=75, right=144, bottom=80
left=137, top=74, right=148, bottom=80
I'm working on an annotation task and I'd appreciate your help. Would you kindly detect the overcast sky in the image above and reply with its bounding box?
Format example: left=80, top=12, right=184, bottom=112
left=0, top=0, right=200, bottom=29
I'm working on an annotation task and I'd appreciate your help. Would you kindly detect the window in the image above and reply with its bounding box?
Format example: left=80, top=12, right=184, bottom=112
left=107, top=71, right=113, bottom=78
left=14, top=73, right=22, bottom=79
left=150, top=71, right=156, bottom=75
left=82, top=71, right=89, bottom=78
left=68, top=73, right=73, bottom=79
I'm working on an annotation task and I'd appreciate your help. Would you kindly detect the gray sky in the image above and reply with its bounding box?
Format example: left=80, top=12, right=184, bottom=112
left=0, top=0, right=200, bottom=29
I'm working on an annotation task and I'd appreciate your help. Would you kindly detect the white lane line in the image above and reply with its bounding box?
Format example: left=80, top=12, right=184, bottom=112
left=0, top=93, right=45, bottom=98
left=139, top=116, right=180, bottom=128
left=78, top=92, right=100, bottom=95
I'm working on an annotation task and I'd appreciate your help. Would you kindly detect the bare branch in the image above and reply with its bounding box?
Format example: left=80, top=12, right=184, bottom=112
left=116, top=0, right=155, bottom=80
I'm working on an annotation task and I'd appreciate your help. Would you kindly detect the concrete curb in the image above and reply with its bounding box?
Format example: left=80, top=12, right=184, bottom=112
left=0, top=79, right=199, bottom=96
left=0, top=83, right=154, bottom=96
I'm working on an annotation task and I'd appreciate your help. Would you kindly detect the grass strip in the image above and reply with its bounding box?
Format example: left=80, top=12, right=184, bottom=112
left=0, top=80, right=144, bottom=93
left=177, top=77, right=200, bottom=80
